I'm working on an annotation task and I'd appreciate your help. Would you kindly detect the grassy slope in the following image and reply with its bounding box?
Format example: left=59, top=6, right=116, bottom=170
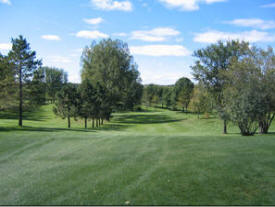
left=0, top=105, right=275, bottom=205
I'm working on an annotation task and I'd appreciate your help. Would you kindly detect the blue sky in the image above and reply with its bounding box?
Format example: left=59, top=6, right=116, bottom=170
left=0, top=0, right=275, bottom=84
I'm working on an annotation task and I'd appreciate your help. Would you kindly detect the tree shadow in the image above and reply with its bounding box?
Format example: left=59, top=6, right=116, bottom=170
left=113, top=114, right=184, bottom=124
left=0, top=110, right=47, bottom=122
left=0, top=126, right=96, bottom=133
left=0, top=124, right=130, bottom=133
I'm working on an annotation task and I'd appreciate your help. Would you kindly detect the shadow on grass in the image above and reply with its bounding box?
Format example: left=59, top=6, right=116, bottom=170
left=0, top=110, right=47, bottom=122
left=0, top=123, right=130, bottom=133
left=113, top=113, right=184, bottom=124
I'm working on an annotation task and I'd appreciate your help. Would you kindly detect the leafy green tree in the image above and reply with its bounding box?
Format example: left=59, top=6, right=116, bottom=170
left=8, top=35, right=42, bottom=127
left=190, top=84, right=211, bottom=119
left=28, top=68, right=46, bottom=106
left=162, top=86, right=173, bottom=109
left=81, top=39, right=142, bottom=117
left=256, top=47, right=275, bottom=134
left=224, top=55, right=264, bottom=136
left=174, top=77, right=194, bottom=112
left=0, top=53, right=16, bottom=111
left=191, top=40, right=250, bottom=134
left=53, top=83, right=78, bottom=128
left=43, top=67, right=68, bottom=103
left=77, top=79, right=97, bottom=129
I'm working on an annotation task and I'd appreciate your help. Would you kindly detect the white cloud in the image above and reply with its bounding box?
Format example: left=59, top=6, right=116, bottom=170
left=158, top=0, right=226, bottom=11
left=83, top=17, right=104, bottom=25
left=76, top=30, right=109, bottom=39
left=91, top=0, right=132, bottom=11
left=131, top=27, right=180, bottom=42
left=194, top=30, right=275, bottom=43
left=261, top=3, right=275, bottom=8
left=112, top=32, right=128, bottom=37
left=41, top=35, right=61, bottom=41
left=0, top=43, right=12, bottom=51
left=0, top=0, right=11, bottom=5
left=130, top=45, right=191, bottom=56
left=225, top=18, right=275, bottom=30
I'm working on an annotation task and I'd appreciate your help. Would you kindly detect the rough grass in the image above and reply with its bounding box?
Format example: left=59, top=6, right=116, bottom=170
left=0, top=105, right=275, bottom=205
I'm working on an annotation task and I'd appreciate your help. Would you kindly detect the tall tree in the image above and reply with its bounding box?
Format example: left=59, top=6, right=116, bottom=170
left=81, top=39, right=142, bottom=117
left=224, top=55, right=264, bottom=136
left=8, top=35, right=42, bottom=127
left=191, top=40, right=250, bottom=134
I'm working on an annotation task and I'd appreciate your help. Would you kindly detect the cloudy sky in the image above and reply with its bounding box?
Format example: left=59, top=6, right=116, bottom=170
left=0, top=0, right=275, bottom=84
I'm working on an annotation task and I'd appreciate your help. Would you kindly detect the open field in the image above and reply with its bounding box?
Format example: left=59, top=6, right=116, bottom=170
left=0, top=105, right=275, bottom=205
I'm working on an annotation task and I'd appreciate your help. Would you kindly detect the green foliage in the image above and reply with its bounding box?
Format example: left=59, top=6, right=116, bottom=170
left=53, top=83, right=78, bottom=128
left=81, top=39, right=142, bottom=112
left=8, top=35, right=42, bottom=126
left=0, top=53, right=16, bottom=110
left=256, top=47, right=275, bottom=134
left=224, top=52, right=264, bottom=135
left=27, top=68, right=46, bottom=106
left=174, top=77, right=194, bottom=112
left=42, top=67, right=68, bottom=103
left=190, top=84, right=211, bottom=118
left=192, top=40, right=251, bottom=133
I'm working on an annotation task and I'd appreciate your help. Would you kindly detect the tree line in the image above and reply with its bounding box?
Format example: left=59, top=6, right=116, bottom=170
left=0, top=36, right=274, bottom=136
left=0, top=36, right=143, bottom=129
left=143, top=40, right=275, bottom=136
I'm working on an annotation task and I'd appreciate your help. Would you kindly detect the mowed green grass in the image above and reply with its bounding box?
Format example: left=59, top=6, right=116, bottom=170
left=0, top=105, right=275, bottom=205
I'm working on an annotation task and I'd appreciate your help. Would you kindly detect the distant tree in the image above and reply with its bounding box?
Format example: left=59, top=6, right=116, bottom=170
left=174, top=77, right=194, bottom=112
left=191, top=40, right=250, bottom=134
left=190, top=84, right=211, bottom=119
left=53, top=83, right=78, bottom=128
left=43, top=67, right=68, bottom=103
left=8, top=35, right=42, bottom=127
left=27, top=67, right=46, bottom=106
left=123, top=80, right=143, bottom=111
left=145, top=84, right=156, bottom=106
left=162, top=86, right=173, bottom=109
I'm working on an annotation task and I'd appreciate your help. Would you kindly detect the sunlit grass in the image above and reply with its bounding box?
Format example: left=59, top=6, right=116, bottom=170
left=0, top=105, right=275, bottom=205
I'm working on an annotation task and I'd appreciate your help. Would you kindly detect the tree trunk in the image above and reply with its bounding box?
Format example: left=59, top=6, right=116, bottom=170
left=259, top=121, right=269, bottom=134
left=85, top=117, right=87, bottom=129
left=101, top=118, right=104, bottom=125
left=19, top=66, right=23, bottom=127
left=92, top=118, right=95, bottom=129
left=68, top=115, right=71, bottom=128
left=259, top=113, right=275, bottom=134
left=223, top=120, right=227, bottom=134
